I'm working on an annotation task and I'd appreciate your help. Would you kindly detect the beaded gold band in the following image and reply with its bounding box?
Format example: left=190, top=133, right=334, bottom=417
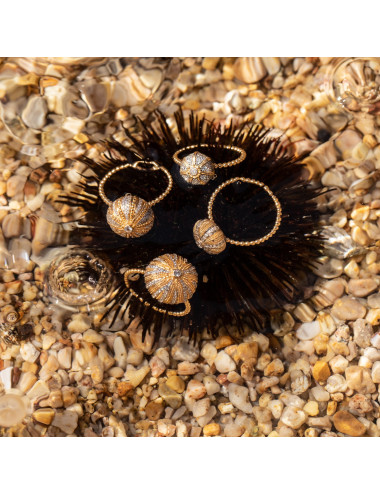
left=123, top=254, right=198, bottom=317
left=194, top=177, right=282, bottom=254
left=99, top=161, right=173, bottom=238
left=173, top=144, right=246, bottom=185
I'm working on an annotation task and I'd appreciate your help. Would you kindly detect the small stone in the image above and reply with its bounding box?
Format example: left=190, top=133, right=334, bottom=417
left=224, top=423, right=244, bottom=437
left=352, top=319, right=373, bottom=348
left=82, top=329, right=104, bottom=344
left=325, top=374, right=348, bottom=393
left=192, top=397, right=210, bottom=418
left=296, top=321, right=320, bottom=340
left=166, top=375, right=185, bottom=394
left=348, top=279, right=377, bottom=297
left=20, top=342, right=40, bottom=363
left=21, top=95, right=48, bottom=129
left=145, top=401, right=164, bottom=420
left=228, top=383, right=253, bottom=414
left=203, top=423, right=220, bottom=437
left=280, top=406, right=308, bottom=429
left=116, top=382, right=133, bottom=397
left=126, top=348, right=143, bottom=366
left=214, top=350, right=236, bottom=373
left=62, top=386, right=78, bottom=407
left=186, top=379, right=207, bottom=400
left=200, top=343, right=217, bottom=365
left=371, top=361, right=380, bottom=383
left=125, top=366, right=150, bottom=388
left=67, top=313, right=91, bottom=333
left=234, top=57, right=267, bottom=83
left=349, top=394, right=373, bottom=414
left=177, top=362, right=200, bottom=375
left=171, top=336, right=199, bottom=362
left=215, top=335, right=235, bottom=349
left=196, top=406, right=217, bottom=428
left=49, top=390, right=63, bottom=408
left=32, top=408, right=55, bottom=425
left=331, top=297, right=366, bottom=321
left=2, top=213, right=22, bottom=238
left=149, top=355, right=166, bottom=378
left=329, top=355, right=349, bottom=374
left=303, top=401, right=319, bottom=416
left=327, top=401, right=337, bottom=416
left=312, top=361, right=331, bottom=382
left=158, top=383, right=182, bottom=409
left=58, top=347, right=72, bottom=369
left=333, top=410, right=366, bottom=437
left=264, top=358, right=284, bottom=377
left=52, top=410, right=78, bottom=435
left=345, top=366, right=376, bottom=394
left=311, top=385, right=330, bottom=402
left=0, top=394, right=27, bottom=428
left=203, top=376, right=220, bottom=395
left=113, top=337, right=127, bottom=369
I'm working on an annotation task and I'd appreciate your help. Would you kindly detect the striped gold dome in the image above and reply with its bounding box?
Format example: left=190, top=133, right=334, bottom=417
left=106, top=194, right=154, bottom=238
left=193, top=219, right=226, bottom=255
left=179, top=151, right=216, bottom=185
left=144, top=254, right=198, bottom=305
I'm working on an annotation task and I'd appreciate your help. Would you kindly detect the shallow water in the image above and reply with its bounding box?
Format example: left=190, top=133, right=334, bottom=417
left=0, top=57, right=380, bottom=437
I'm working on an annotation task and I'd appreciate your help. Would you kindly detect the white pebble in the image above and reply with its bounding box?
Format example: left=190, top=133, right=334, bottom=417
left=228, top=383, right=253, bottom=414
left=20, top=342, right=40, bottom=363
left=214, top=350, right=236, bottom=373
left=296, top=321, right=320, bottom=340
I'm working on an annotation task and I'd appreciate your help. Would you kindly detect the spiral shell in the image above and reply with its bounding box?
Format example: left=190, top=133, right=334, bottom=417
left=179, top=152, right=215, bottom=185
left=106, top=194, right=154, bottom=238
left=193, top=219, right=226, bottom=255
left=144, top=254, right=198, bottom=305
left=1, top=305, right=22, bottom=325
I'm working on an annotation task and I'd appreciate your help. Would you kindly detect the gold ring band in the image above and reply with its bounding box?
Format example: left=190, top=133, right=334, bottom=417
left=208, top=177, right=282, bottom=246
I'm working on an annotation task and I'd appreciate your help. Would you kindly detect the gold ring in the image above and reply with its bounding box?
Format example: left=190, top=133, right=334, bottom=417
left=123, top=253, right=198, bottom=317
left=173, top=144, right=246, bottom=185
left=193, top=177, right=282, bottom=254
left=98, top=161, right=173, bottom=238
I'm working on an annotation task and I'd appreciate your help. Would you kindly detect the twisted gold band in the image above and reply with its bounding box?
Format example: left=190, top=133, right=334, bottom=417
left=208, top=177, right=282, bottom=246
left=99, top=161, right=173, bottom=207
left=124, top=269, right=191, bottom=317
left=173, top=144, right=246, bottom=169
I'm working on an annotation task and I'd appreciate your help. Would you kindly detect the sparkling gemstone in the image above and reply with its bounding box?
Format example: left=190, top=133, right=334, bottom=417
left=125, top=225, right=133, bottom=232
left=173, top=269, right=182, bottom=277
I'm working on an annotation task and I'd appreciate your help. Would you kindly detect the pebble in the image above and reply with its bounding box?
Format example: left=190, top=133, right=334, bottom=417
left=371, top=361, right=380, bottom=383
left=145, top=401, right=164, bottom=421
left=203, top=376, right=220, bottom=395
left=186, top=379, right=207, bottom=400
left=125, top=366, right=150, bottom=388
left=192, top=397, right=210, bottom=418
left=58, top=347, right=72, bottom=369
left=348, top=279, right=377, bottom=297
left=228, top=383, right=253, bottom=414
left=345, top=366, right=376, bottom=394
left=303, top=401, right=319, bottom=416
left=333, top=410, right=366, bottom=436
left=32, top=407, right=55, bottom=425
left=224, top=423, right=244, bottom=437
left=67, top=314, right=91, bottom=333
left=20, top=342, right=40, bottom=363
left=126, top=348, right=143, bottom=366
left=325, top=374, right=348, bottom=393
left=177, top=362, right=200, bottom=375
left=280, top=406, right=308, bottom=429
left=149, top=356, right=166, bottom=378
left=329, top=355, right=349, bottom=374
left=352, top=319, right=373, bottom=348
left=311, top=385, right=330, bottom=402
left=312, top=361, right=331, bottom=382
left=113, top=337, right=127, bottom=369
left=296, top=321, right=320, bottom=340
left=52, top=410, right=78, bottom=435
left=171, top=336, right=199, bottom=362
left=214, top=350, right=236, bottom=373
left=331, top=297, right=366, bottom=321
left=158, top=383, right=182, bottom=409
left=200, top=343, right=217, bottom=365
left=264, top=358, right=284, bottom=376
left=82, top=329, right=104, bottom=344
left=166, top=375, right=185, bottom=394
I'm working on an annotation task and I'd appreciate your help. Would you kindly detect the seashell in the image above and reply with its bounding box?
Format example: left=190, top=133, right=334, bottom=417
left=193, top=219, right=226, bottom=255
left=312, top=256, right=343, bottom=279
left=321, top=226, right=366, bottom=259
left=179, top=152, right=215, bottom=185
left=106, top=194, right=154, bottom=238
left=1, top=305, right=22, bottom=325
left=144, top=253, right=198, bottom=305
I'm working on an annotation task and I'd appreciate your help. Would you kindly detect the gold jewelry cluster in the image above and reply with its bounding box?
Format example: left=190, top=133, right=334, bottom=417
left=98, top=150, right=282, bottom=317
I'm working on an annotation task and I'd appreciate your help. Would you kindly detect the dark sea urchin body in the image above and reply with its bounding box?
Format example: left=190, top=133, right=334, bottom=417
left=60, top=110, right=324, bottom=341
